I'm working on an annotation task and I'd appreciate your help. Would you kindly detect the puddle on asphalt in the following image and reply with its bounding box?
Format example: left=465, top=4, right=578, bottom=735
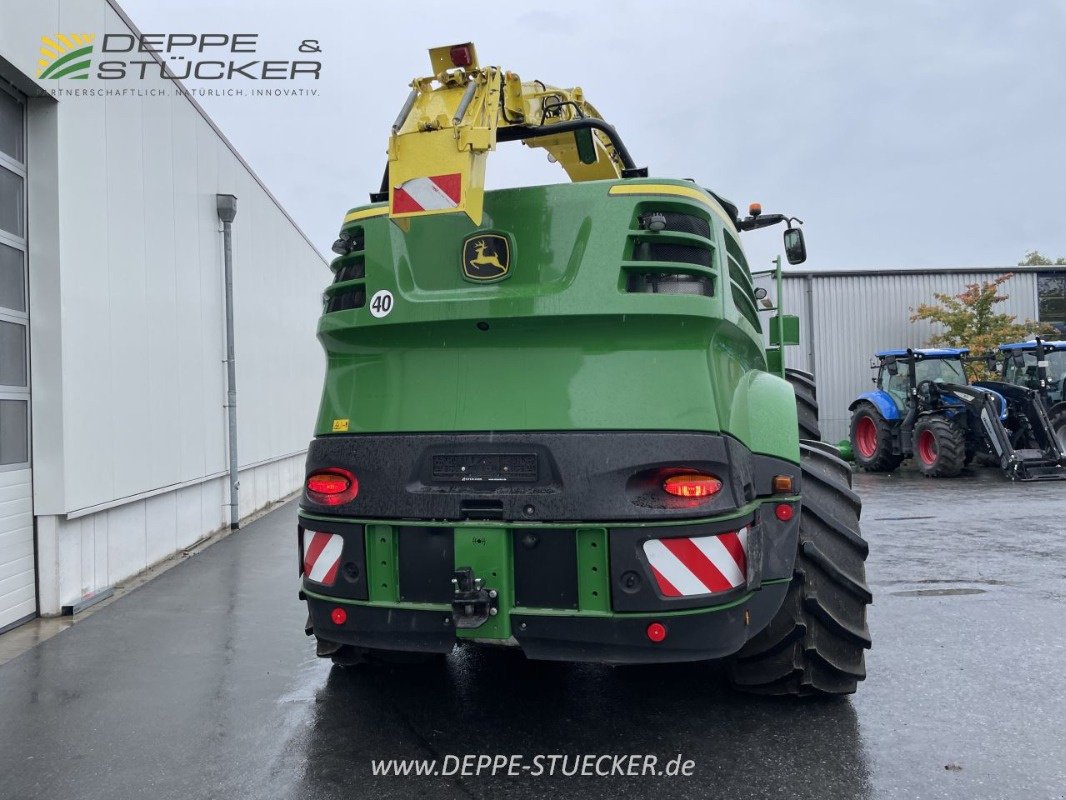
left=882, top=575, right=1007, bottom=597
left=874, top=577, right=1013, bottom=587
left=276, top=660, right=331, bottom=704
left=890, top=588, right=987, bottom=597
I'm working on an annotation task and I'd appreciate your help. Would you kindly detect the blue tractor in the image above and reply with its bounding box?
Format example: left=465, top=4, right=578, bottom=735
left=997, top=338, right=1066, bottom=449
left=848, top=348, right=1066, bottom=480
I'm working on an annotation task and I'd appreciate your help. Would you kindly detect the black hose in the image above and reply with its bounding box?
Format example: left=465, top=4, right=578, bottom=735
left=370, top=110, right=646, bottom=201
left=496, top=118, right=638, bottom=171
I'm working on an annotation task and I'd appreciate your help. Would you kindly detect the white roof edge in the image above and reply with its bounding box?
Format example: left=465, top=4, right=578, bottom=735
left=783, top=265, right=1063, bottom=278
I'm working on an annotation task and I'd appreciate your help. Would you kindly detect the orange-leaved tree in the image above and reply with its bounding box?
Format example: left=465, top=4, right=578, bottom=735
left=909, top=274, right=1055, bottom=379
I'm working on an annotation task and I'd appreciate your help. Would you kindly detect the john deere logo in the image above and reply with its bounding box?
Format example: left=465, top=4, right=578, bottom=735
left=462, top=234, right=511, bottom=282
left=37, top=34, right=95, bottom=80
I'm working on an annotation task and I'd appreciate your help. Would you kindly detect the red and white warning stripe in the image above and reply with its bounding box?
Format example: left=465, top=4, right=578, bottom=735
left=392, top=173, right=462, bottom=214
left=643, top=528, right=748, bottom=597
left=302, top=531, right=344, bottom=586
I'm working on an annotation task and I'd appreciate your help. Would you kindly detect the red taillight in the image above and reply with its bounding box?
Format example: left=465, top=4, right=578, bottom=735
left=307, top=474, right=348, bottom=495
left=450, top=45, right=473, bottom=67
left=305, top=468, right=358, bottom=506
left=646, top=622, right=667, bottom=643
left=663, top=473, right=722, bottom=499
left=330, top=607, right=347, bottom=625
left=775, top=503, right=794, bottom=522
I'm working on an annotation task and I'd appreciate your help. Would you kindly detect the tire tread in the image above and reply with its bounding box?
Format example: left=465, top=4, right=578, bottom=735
left=786, top=368, right=821, bottom=442
left=913, top=415, right=966, bottom=478
left=850, top=402, right=904, bottom=473
left=730, top=443, right=871, bottom=697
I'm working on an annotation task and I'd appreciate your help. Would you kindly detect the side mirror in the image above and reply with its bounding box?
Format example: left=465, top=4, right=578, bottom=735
left=783, top=227, right=806, bottom=265
left=754, top=287, right=768, bottom=300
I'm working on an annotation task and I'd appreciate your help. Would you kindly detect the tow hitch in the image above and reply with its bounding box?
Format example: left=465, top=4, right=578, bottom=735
left=451, top=567, right=498, bottom=629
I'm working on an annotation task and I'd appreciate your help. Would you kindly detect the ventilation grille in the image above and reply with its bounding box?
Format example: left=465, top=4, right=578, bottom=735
left=333, top=258, right=365, bottom=284
left=325, top=225, right=366, bottom=314
left=633, top=241, right=712, bottom=267
left=627, top=273, right=713, bottom=296
left=346, top=229, right=366, bottom=252
left=641, top=211, right=710, bottom=238
left=326, top=287, right=366, bottom=313
left=626, top=210, right=715, bottom=297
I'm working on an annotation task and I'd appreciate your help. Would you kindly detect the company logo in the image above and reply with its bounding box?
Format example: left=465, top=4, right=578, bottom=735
left=462, top=234, right=511, bottom=282
left=35, top=33, right=321, bottom=84
left=37, top=34, right=96, bottom=80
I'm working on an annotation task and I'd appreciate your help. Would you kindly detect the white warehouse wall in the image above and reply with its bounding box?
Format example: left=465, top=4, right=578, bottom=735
left=777, top=268, right=1041, bottom=444
left=0, top=0, right=327, bottom=614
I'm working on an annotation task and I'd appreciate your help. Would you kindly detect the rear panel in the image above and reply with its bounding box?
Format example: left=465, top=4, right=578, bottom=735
left=316, top=178, right=796, bottom=462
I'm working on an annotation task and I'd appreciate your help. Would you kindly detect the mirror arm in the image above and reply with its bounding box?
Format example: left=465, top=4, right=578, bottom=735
left=737, top=213, right=786, bottom=231
left=737, top=213, right=804, bottom=232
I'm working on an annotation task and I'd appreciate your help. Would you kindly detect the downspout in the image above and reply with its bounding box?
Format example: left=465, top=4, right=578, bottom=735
left=804, top=274, right=816, bottom=377
left=216, top=194, right=239, bottom=530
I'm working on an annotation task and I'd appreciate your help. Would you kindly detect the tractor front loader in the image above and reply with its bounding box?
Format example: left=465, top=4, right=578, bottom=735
left=849, top=348, right=1066, bottom=480
left=997, top=338, right=1066, bottom=451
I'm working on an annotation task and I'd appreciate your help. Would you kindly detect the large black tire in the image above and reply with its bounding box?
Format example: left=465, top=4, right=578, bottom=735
left=912, top=415, right=966, bottom=478
left=849, top=402, right=903, bottom=472
left=1049, top=402, right=1066, bottom=453
left=729, top=443, right=871, bottom=696
left=785, top=368, right=821, bottom=442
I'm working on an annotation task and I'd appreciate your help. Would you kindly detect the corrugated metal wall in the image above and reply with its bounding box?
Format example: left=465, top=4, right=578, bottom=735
left=776, top=270, right=1040, bottom=444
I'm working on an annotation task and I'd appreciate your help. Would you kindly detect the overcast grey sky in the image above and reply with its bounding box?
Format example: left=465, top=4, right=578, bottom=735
left=120, top=0, right=1066, bottom=270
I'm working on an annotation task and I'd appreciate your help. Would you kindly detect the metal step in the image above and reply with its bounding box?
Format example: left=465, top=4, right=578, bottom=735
left=1013, top=449, right=1044, bottom=460
left=1016, top=463, right=1066, bottom=481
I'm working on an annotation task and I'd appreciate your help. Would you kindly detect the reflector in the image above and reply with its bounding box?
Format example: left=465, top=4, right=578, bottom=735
left=646, top=622, right=667, bottom=642
left=450, top=45, right=472, bottom=67
left=772, top=474, right=794, bottom=493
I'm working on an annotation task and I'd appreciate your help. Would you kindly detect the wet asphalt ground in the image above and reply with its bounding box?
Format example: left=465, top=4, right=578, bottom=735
left=1, top=466, right=1064, bottom=800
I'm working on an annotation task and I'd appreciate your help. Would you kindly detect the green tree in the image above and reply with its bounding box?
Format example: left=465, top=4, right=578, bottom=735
left=909, top=273, right=1055, bottom=379
left=1018, top=250, right=1066, bottom=266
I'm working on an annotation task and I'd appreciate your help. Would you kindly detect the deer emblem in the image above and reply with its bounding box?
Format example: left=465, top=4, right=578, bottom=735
left=469, top=239, right=504, bottom=269
left=462, top=235, right=510, bottom=280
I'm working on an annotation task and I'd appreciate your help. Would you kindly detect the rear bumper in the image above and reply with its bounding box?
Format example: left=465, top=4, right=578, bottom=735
left=300, top=501, right=798, bottom=664
left=299, top=430, right=800, bottom=664
left=305, top=581, right=789, bottom=664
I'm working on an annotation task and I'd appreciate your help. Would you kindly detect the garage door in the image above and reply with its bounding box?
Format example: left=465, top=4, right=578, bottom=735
left=0, top=83, right=35, bottom=633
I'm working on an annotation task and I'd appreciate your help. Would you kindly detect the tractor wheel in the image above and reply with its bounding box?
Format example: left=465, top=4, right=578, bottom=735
left=849, top=402, right=902, bottom=472
left=912, top=416, right=966, bottom=477
left=1049, top=403, right=1066, bottom=453
left=729, top=443, right=871, bottom=696
left=785, top=368, right=821, bottom=441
